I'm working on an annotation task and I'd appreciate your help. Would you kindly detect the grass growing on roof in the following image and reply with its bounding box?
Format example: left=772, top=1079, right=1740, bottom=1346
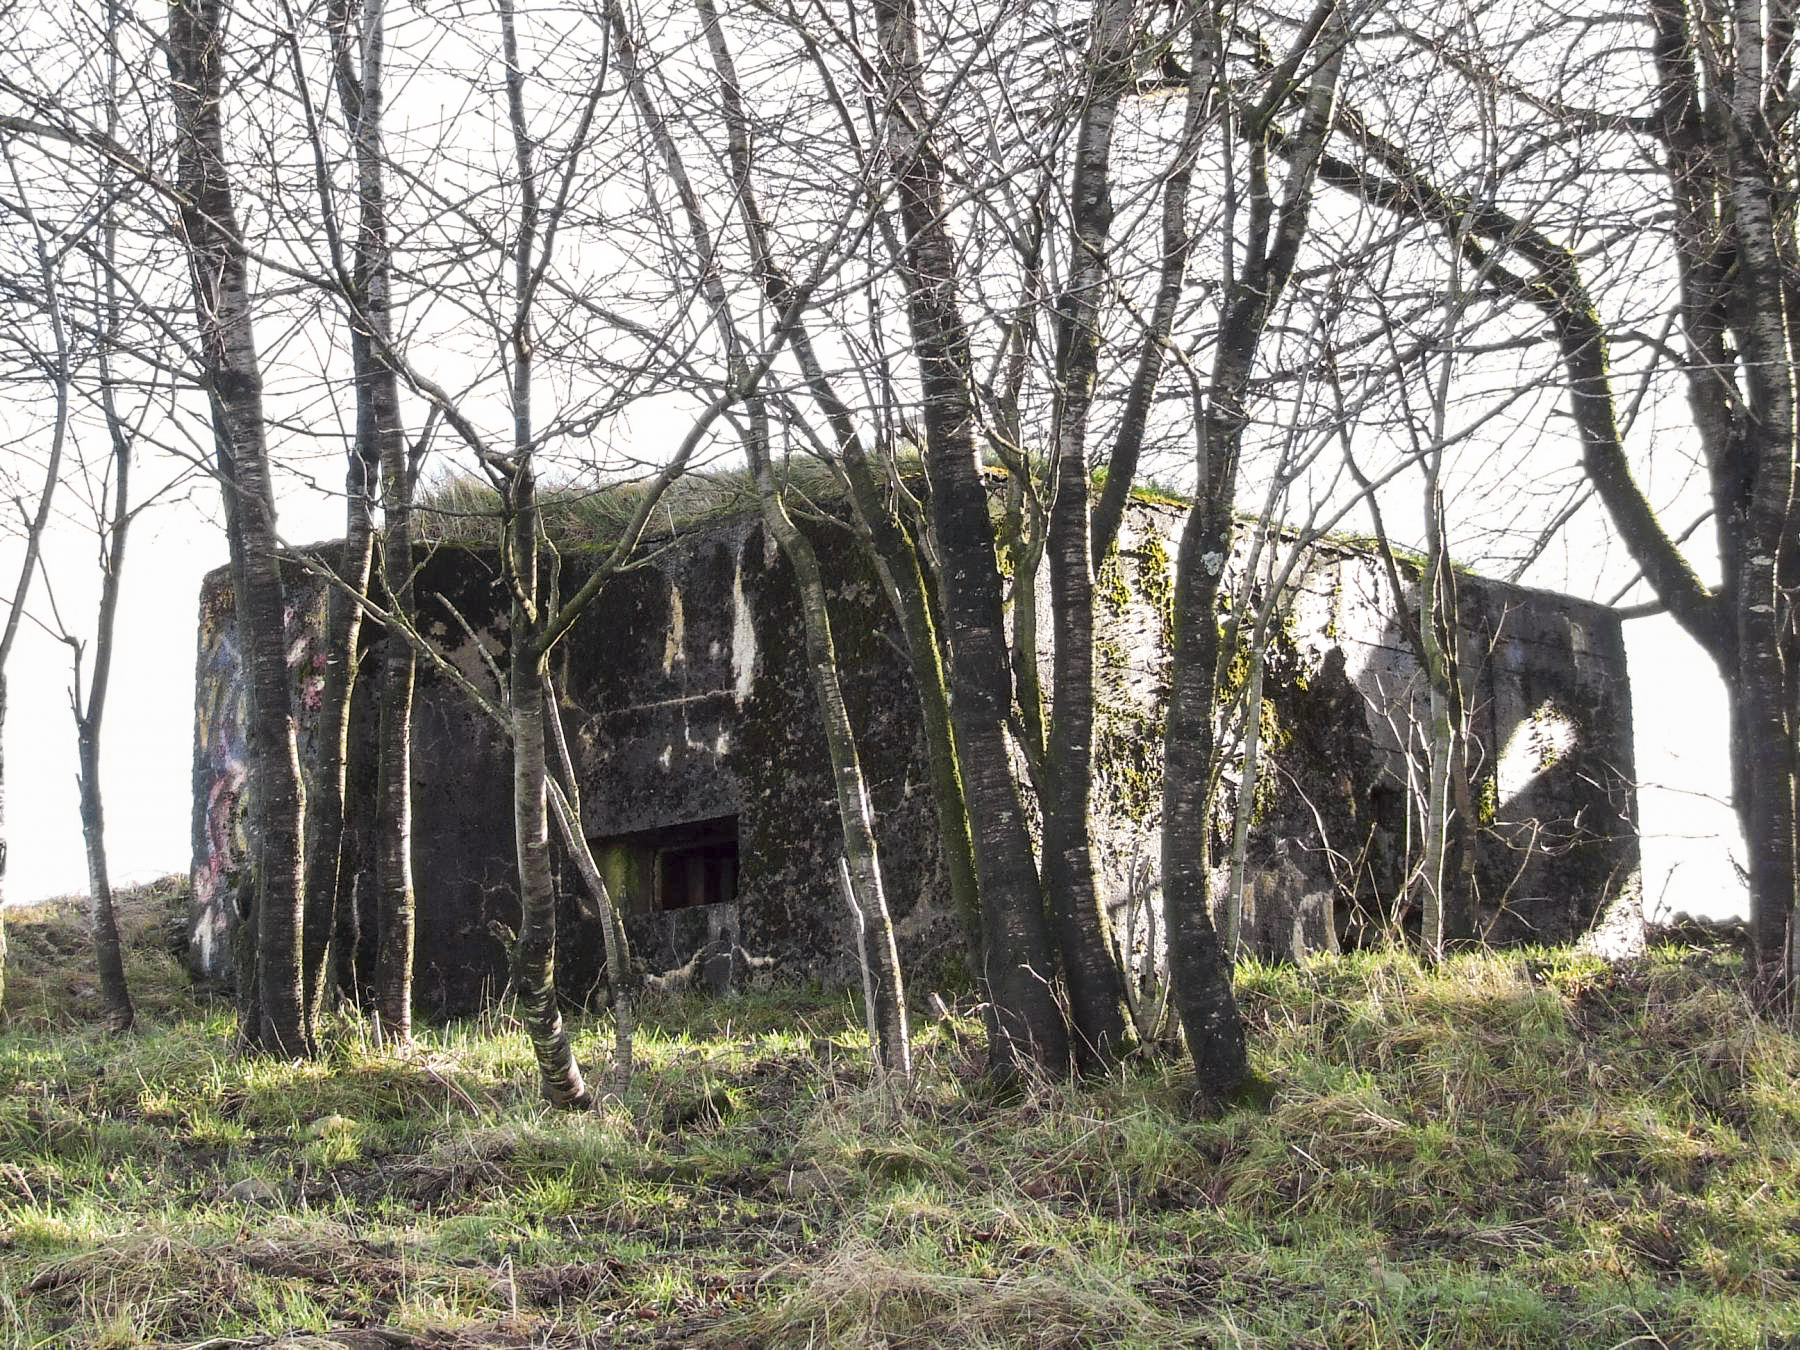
left=413, top=452, right=1208, bottom=556
left=411, top=454, right=886, bottom=552
left=0, top=881, right=1794, bottom=1346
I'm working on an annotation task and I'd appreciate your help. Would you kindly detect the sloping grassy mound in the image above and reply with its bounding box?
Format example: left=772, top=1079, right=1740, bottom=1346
left=0, top=893, right=1792, bottom=1348
left=3, top=876, right=205, bottom=1031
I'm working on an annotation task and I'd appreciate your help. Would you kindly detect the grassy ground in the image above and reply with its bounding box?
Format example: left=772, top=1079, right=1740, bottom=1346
left=0, top=883, right=1795, bottom=1348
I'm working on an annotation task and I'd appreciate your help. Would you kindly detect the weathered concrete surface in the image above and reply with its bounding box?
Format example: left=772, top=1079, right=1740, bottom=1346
left=191, top=521, right=958, bottom=1013
left=1081, top=505, right=1638, bottom=970
left=191, top=501, right=1639, bottom=1013
left=1281, top=538, right=1639, bottom=949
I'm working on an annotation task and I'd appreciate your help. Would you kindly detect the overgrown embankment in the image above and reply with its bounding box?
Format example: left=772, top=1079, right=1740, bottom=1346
left=0, top=882, right=1793, bottom=1348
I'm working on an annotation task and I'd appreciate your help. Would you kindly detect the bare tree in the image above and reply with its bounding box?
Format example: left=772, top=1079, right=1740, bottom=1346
left=0, top=138, right=72, bottom=1016
left=688, top=0, right=912, bottom=1078
left=363, top=0, right=818, bottom=1103
left=867, top=0, right=1075, bottom=1076
left=279, top=0, right=419, bottom=1041
left=164, top=0, right=315, bottom=1055
left=1037, top=0, right=1141, bottom=1068
left=51, top=86, right=151, bottom=1031
left=1301, top=0, right=1796, bottom=997
left=662, top=0, right=1348, bottom=1086
left=273, top=0, right=380, bottom=1040
left=1161, top=0, right=1346, bottom=1100
left=0, top=0, right=263, bottom=1032
left=333, top=0, right=421, bottom=1048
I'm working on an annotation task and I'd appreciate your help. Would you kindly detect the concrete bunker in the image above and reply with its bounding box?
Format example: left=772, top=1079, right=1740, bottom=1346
left=189, top=495, right=1642, bottom=1015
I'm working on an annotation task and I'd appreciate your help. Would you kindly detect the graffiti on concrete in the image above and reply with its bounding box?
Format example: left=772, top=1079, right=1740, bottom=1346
left=189, top=587, right=326, bottom=980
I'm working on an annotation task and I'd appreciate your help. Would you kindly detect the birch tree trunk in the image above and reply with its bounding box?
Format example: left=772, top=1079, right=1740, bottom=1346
left=1164, top=0, right=1343, bottom=1101
left=371, top=437, right=417, bottom=1045
left=168, top=0, right=310, bottom=1056
left=493, top=0, right=589, bottom=1105
left=543, top=674, right=633, bottom=1098
left=754, top=454, right=913, bottom=1079
left=688, top=0, right=910, bottom=1078
left=1723, top=0, right=1798, bottom=999
left=871, top=0, right=1070, bottom=1076
left=1040, top=0, right=1136, bottom=1068
left=689, top=9, right=986, bottom=953
left=331, top=0, right=419, bottom=1043
left=509, top=598, right=591, bottom=1109
left=282, top=0, right=408, bottom=1037
left=299, top=494, right=372, bottom=1035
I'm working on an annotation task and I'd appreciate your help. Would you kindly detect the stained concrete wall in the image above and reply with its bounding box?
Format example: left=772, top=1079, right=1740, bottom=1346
left=190, top=502, right=1639, bottom=1013
left=1244, top=529, right=1638, bottom=951
left=1082, top=503, right=1639, bottom=965
left=190, top=520, right=959, bottom=1013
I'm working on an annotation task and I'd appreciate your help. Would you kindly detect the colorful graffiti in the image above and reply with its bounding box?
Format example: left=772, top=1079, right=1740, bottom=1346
left=190, top=592, right=328, bottom=978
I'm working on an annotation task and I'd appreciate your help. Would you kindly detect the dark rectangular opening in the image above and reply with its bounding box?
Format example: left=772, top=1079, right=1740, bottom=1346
left=656, top=824, right=739, bottom=911
left=593, top=815, right=739, bottom=915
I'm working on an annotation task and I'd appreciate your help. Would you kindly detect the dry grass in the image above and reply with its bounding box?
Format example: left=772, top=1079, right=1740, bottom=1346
left=411, top=456, right=875, bottom=553
left=3, top=875, right=202, bottom=1030
left=714, top=1238, right=1186, bottom=1349
left=0, top=885, right=1795, bottom=1348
